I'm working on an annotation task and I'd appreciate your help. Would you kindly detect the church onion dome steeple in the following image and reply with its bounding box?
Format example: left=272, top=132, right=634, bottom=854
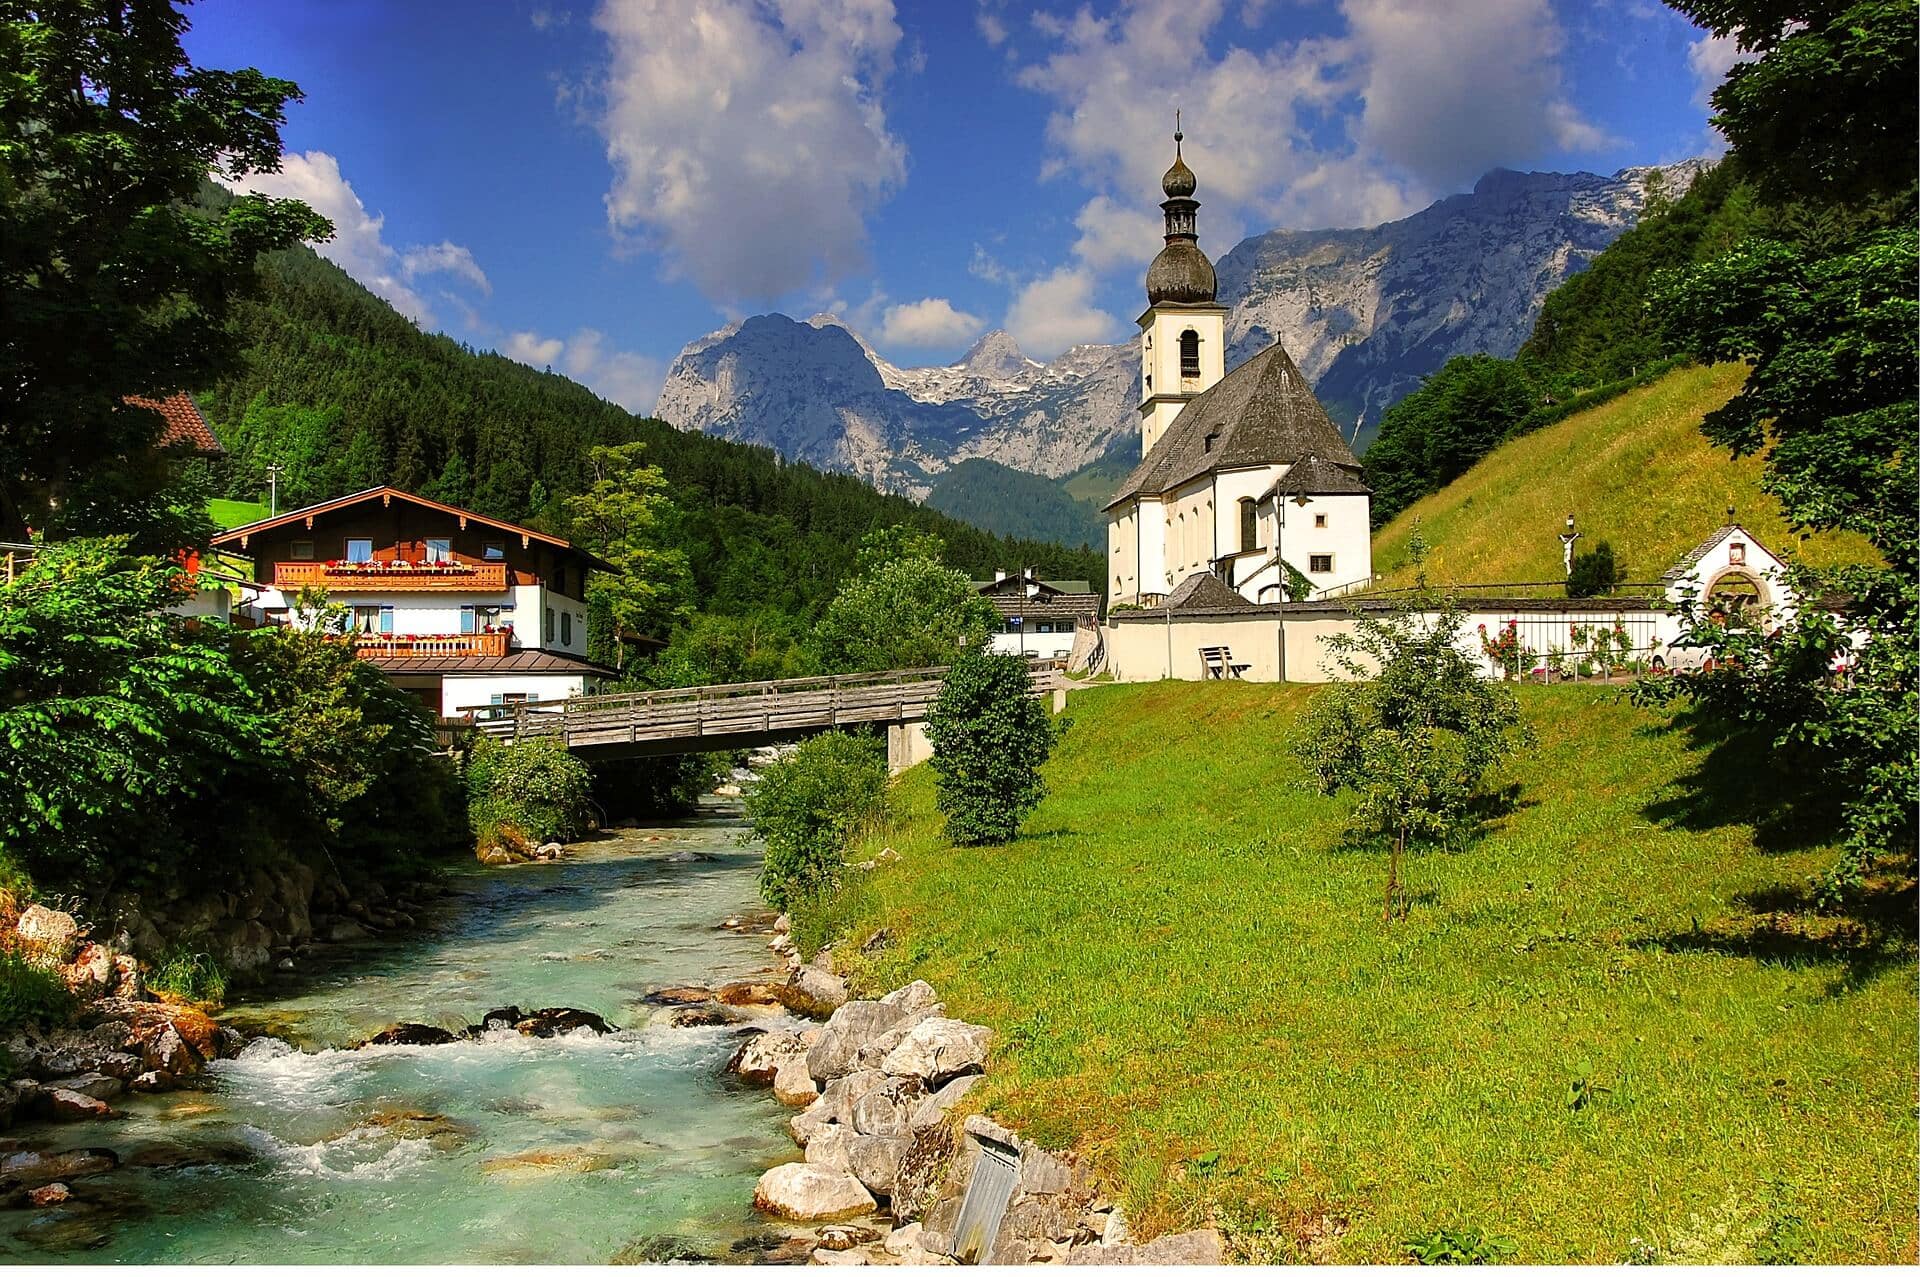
left=1146, top=119, right=1216, bottom=305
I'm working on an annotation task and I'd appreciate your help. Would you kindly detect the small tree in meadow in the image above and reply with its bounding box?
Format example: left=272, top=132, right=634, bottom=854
left=1296, top=600, right=1533, bottom=919
left=745, top=730, right=889, bottom=910
left=926, top=649, right=1063, bottom=845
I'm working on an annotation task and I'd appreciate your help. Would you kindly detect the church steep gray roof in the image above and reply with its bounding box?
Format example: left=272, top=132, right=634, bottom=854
left=1164, top=571, right=1253, bottom=612
left=1107, top=342, right=1360, bottom=508
left=1262, top=453, right=1372, bottom=498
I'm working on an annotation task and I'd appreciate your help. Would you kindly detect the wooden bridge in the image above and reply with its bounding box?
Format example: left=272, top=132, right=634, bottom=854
left=475, top=661, right=1067, bottom=768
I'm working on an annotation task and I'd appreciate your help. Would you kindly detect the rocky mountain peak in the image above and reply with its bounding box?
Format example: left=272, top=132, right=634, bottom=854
left=956, top=330, right=1035, bottom=380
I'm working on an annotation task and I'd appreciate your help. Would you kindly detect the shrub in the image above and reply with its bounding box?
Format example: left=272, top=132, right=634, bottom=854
left=925, top=649, right=1064, bottom=845
left=0, top=951, right=75, bottom=1035
left=145, top=945, right=228, bottom=1006
left=1404, top=1226, right=1517, bottom=1265
left=1566, top=541, right=1626, bottom=597
left=745, top=731, right=888, bottom=910
left=466, top=738, right=593, bottom=845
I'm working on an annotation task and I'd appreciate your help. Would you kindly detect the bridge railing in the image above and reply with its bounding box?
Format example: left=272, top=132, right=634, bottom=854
left=479, top=658, right=1065, bottom=748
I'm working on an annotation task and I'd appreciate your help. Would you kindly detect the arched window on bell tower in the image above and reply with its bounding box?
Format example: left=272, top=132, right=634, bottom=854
left=1179, top=329, right=1200, bottom=383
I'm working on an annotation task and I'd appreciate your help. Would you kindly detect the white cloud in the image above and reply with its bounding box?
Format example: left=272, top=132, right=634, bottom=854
left=502, top=331, right=565, bottom=366
left=1071, top=195, right=1163, bottom=272
left=1004, top=266, right=1118, bottom=357
left=229, top=151, right=491, bottom=329
left=1686, top=29, right=1744, bottom=110
left=589, top=0, right=908, bottom=304
left=977, top=9, right=1008, bottom=46
left=500, top=328, right=664, bottom=413
left=878, top=297, right=986, bottom=349
left=1344, top=0, right=1614, bottom=190
left=401, top=241, right=492, bottom=295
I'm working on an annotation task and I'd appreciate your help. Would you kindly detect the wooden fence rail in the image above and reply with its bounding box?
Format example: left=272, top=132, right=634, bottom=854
left=477, top=660, right=1065, bottom=753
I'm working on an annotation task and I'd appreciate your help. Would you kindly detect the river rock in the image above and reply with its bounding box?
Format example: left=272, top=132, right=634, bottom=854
left=51, top=1072, right=123, bottom=1102
left=515, top=1007, right=613, bottom=1037
left=807, top=1003, right=913, bottom=1084
left=791, top=1099, right=832, bottom=1147
left=534, top=842, right=563, bottom=861
left=752, top=1162, right=877, bottom=1221
left=44, top=1088, right=112, bottom=1121
left=26, top=1182, right=71, bottom=1207
left=717, top=980, right=785, bottom=1009
left=85, top=997, right=222, bottom=1063
left=667, top=1005, right=735, bottom=1028
left=889, top=1123, right=955, bottom=1223
left=16, top=905, right=80, bottom=964
left=480, top=1149, right=622, bottom=1176
left=879, top=981, right=939, bottom=1016
left=0, top=1147, right=117, bottom=1188
left=643, top=986, right=713, bottom=1006
left=63, top=944, right=115, bottom=998
left=360, top=1023, right=457, bottom=1048
left=816, top=1223, right=884, bottom=1251
left=850, top=1076, right=926, bottom=1138
left=129, top=1070, right=174, bottom=1093
left=878, top=1019, right=990, bottom=1086
left=472, top=1006, right=523, bottom=1034
left=772, top=1057, right=821, bottom=1106
left=326, top=919, right=372, bottom=943
left=804, top=1123, right=852, bottom=1171
left=1064, top=1228, right=1225, bottom=1265
left=94, top=1052, right=142, bottom=1082
left=817, top=1070, right=888, bottom=1126
left=728, top=1030, right=808, bottom=1086
left=909, top=1075, right=980, bottom=1130
left=843, top=1133, right=909, bottom=1199
left=782, top=966, right=850, bottom=1019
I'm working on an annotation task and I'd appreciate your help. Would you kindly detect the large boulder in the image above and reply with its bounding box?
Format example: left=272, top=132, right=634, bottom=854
left=727, top=1029, right=808, bottom=1086
left=816, top=1070, right=888, bottom=1126
left=807, top=1003, right=914, bottom=1083
left=752, top=1162, right=878, bottom=1221
left=909, top=1075, right=980, bottom=1130
left=515, top=1008, right=613, bottom=1037
left=771, top=1057, right=821, bottom=1107
left=45, top=1087, right=112, bottom=1121
left=850, top=1075, right=926, bottom=1138
left=804, top=1123, right=852, bottom=1171
left=16, top=905, right=81, bottom=965
left=790, top=1099, right=832, bottom=1148
left=843, top=1133, right=910, bottom=1200
left=781, top=965, right=850, bottom=1019
left=1064, top=1229, right=1226, bottom=1266
left=878, top=1019, right=990, bottom=1086
left=51, top=1072, right=123, bottom=1102
left=62, top=944, right=116, bottom=998
left=142, top=1025, right=205, bottom=1078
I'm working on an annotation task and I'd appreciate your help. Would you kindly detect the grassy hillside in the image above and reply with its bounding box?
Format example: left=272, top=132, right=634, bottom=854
left=207, top=497, right=268, bottom=529
left=1369, top=363, right=1877, bottom=587
left=836, top=682, right=1915, bottom=1263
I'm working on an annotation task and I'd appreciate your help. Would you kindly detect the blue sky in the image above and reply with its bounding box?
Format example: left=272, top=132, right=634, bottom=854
left=185, top=0, right=1735, bottom=411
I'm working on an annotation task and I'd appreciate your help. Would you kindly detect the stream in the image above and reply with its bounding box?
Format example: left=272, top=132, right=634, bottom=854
left=0, top=803, right=802, bottom=1263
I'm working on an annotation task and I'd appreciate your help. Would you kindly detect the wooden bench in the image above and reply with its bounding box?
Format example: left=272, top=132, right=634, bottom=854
left=1198, top=645, right=1251, bottom=680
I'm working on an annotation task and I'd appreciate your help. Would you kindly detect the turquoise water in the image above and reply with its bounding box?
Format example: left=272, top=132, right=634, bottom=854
left=0, top=805, right=802, bottom=1263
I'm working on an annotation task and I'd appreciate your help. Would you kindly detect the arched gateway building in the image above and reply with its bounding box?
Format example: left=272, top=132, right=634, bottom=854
left=1105, top=129, right=1373, bottom=608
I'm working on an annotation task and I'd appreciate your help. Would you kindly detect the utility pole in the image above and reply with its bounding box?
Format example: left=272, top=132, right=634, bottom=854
left=265, top=463, right=286, bottom=517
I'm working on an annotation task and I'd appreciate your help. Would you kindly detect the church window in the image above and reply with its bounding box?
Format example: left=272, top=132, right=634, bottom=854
left=1179, top=330, right=1200, bottom=379
left=1314, top=513, right=1327, bottom=529
left=1309, top=553, right=1333, bottom=574
left=1239, top=498, right=1257, bottom=552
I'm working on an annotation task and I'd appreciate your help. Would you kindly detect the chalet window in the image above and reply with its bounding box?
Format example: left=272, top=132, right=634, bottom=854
left=483, top=541, right=505, bottom=561
left=1309, top=554, right=1333, bottom=574
left=345, top=538, right=373, bottom=564
left=460, top=606, right=475, bottom=635
left=544, top=607, right=556, bottom=643
left=290, top=540, right=316, bottom=561
left=1179, top=329, right=1200, bottom=379
left=561, top=610, right=573, bottom=645
left=425, top=537, right=452, bottom=563
left=1314, top=513, right=1327, bottom=529
left=1239, top=498, right=1257, bottom=552
left=1005, top=618, right=1022, bottom=633
left=351, top=604, right=392, bottom=634
left=1036, top=622, right=1054, bottom=634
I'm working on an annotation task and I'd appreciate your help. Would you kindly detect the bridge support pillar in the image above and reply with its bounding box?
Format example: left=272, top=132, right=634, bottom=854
left=887, top=720, right=932, bottom=775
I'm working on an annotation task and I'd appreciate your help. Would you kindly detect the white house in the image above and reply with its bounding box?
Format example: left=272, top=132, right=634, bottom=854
left=213, top=487, right=616, bottom=717
left=975, top=570, right=1099, bottom=660
left=1105, top=129, right=1373, bottom=608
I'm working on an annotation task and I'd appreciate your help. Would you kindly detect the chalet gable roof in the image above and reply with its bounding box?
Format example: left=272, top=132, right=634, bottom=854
left=1108, top=342, right=1358, bottom=508
left=211, top=486, right=614, bottom=571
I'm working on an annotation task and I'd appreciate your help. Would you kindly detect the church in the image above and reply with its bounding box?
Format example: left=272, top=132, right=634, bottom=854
left=1105, top=130, right=1373, bottom=607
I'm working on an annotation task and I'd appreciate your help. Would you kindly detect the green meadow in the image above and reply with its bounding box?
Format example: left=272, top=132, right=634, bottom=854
left=837, top=681, right=1917, bottom=1263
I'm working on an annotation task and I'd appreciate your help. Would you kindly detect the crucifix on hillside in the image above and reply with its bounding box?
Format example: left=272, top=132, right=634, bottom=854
left=1560, top=513, right=1581, bottom=576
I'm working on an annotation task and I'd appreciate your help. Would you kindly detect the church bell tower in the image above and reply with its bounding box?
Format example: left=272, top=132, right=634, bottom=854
left=1137, top=118, right=1227, bottom=456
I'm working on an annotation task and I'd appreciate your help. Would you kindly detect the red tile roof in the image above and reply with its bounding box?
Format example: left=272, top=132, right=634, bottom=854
left=125, top=393, right=223, bottom=456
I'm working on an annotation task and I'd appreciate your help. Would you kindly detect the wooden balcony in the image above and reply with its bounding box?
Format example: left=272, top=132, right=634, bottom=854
left=273, top=560, right=510, bottom=592
left=350, top=632, right=511, bottom=659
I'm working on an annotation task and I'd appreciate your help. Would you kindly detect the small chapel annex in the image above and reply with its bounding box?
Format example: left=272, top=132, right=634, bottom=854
left=1105, top=129, right=1373, bottom=608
